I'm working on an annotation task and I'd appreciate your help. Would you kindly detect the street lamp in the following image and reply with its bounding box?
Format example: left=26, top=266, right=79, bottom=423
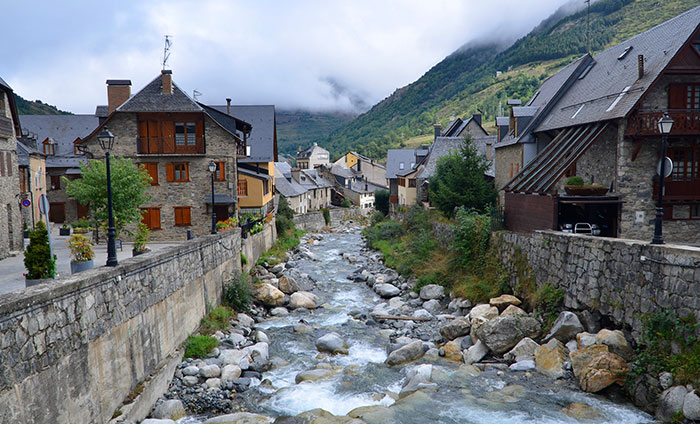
left=208, top=160, right=217, bottom=234
left=97, top=128, right=118, bottom=266
left=651, top=112, right=674, bottom=245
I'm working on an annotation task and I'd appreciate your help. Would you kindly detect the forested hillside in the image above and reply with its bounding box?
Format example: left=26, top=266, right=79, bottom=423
left=276, top=110, right=355, bottom=156
left=13, top=94, right=71, bottom=115
left=321, top=0, right=700, bottom=159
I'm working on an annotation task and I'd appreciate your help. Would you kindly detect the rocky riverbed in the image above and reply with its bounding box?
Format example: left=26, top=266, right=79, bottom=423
left=137, top=222, right=654, bottom=424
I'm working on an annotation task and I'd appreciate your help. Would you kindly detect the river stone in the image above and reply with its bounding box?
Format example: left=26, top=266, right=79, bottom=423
left=489, top=294, right=521, bottom=311
left=509, top=359, right=536, bottom=371
left=504, top=337, right=539, bottom=362
left=570, top=344, right=628, bottom=393
left=400, top=372, right=437, bottom=398
left=246, top=342, right=269, bottom=365
left=375, top=283, right=400, bottom=298
left=206, top=377, right=221, bottom=389
left=295, top=368, right=335, bottom=383
left=443, top=340, right=463, bottom=362
left=469, top=315, right=489, bottom=343
left=255, top=331, right=269, bottom=344
left=278, top=276, right=301, bottom=294
left=448, top=297, right=473, bottom=314
left=294, top=323, right=313, bottom=333
left=659, top=372, right=674, bottom=390
left=221, top=364, right=242, bottom=381
left=253, top=283, right=285, bottom=306
left=152, top=399, right=186, bottom=420
left=182, top=365, right=199, bottom=376
left=386, top=340, right=424, bottom=365
left=469, top=304, right=499, bottom=321
left=271, top=263, right=285, bottom=275
left=543, top=311, right=584, bottom=343
left=203, top=412, right=274, bottom=424
left=684, top=390, right=700, bottom=420
left=316, top=332, right=349, bottom=354
left=657, top=386, right=689, bottom=422
left=475, top=314, right=541, bottom=354
left=419, top=284, right=445, bottom=300
left=290, top=291, right=318, bottom=309
left=270, top=307, right=289, bottom=316
left=595, top=329, right=633, bottom=361
left=142, top=420, right=175, bottom=424
left=422, top=299, right=441, bottom=313
left=535, top=339, right=567, bottom=379
left=200, top=364, right=221, bottom=378
left=463, top=340, right=488, bottom=365
left=412, top=309, right=433, bottom=320
left=460, top=336, right=474, bottom=350
left=182, top=375, right=199, bottom=386
left=501, top=305, right=527, bottom=317
left=439, top=317, right=471, bottom=340
left=348, top=405, right=395, bottom=424
left=219, top=349, right=250, bottom=370
left=561, top=403, right=603, bottom=421
left=576, top=332, right=597, bottom=349
left=236, top=313, right=255, bottom=328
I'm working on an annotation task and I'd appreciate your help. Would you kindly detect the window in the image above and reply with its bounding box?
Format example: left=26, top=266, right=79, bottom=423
left=408, top=179, right=416, bottom=188
left=399, top=162, right=405, bottom=170
left=43, top=139, right=55, bottom=156
left=398, top=177, right=406, bottom=187
left=174, top=206, right=192, bottom=226
left=238, top=179, right=248, bottom=197
left=50, top=175, right=61, bottom=190
left=166, top=162, right=189, bottom=182
left=214, top=161, right=225, bottom=181
left=0, top=152, right=4, bottom=176
left=669, top=144, right=699, bottom=181
left=263, top=180, right=269, bottom=195
left=693, top=204, right=700, bottom=218
left=688, top=85, right=700, bottom=110
left=175, top=122, right=197, bottom=146
left=141, top=208, right=161, bottom=230
left=141, top=163, right=159, bottom=185
left=670, top=84, right=700, bottom=109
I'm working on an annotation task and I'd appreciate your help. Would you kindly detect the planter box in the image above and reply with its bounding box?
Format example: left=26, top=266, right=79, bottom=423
left=132, top=248, right=150, bottom=257
left=564, top=185, right=609, bottom=196
left=59, top=228, right=71, bottom=236
left=25, top=278, right=50, bottom=287
left=70, top=260, right=94, bottom=274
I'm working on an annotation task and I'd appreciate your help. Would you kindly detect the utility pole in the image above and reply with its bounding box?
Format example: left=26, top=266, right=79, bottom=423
left=162, top=35, right=172, bottom=70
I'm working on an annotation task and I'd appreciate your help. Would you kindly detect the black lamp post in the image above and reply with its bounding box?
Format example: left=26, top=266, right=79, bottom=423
left=208, top=160, right=217, bottom=234
left=98, top=128, right=118, bottom=266
left=651, top=112, right=674, bottom=245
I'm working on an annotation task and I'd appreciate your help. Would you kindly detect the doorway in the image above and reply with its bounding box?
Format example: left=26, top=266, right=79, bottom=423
left=49, top=202, right=65, bottom=223
left=214, top=205, right=229, bottom=223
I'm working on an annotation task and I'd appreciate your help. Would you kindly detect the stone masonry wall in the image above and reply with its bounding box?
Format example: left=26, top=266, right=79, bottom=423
left=0, top=228, right=242, bottom=424
left=293, top=207, right=369, bottom=232
left=494, top=143, right=522, bottom=205
left=241, top=220, right=277, bottom=272
left=0, top=90, right=23, bottom=259
left=493, top=230, right=700, bottom=340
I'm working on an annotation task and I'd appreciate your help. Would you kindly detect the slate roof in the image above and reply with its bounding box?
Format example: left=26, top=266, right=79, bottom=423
left=348, top=180, right=384, bottom=194
left=297, top=143, right=328, bottom=159
left=442, top=115, right=487, bottom=137
left=302, top=168, right=333, bottom=188
left=496, top=117, right=509, bottom=127
left=275, top=162, right=307, bottom=197
left=210, top=105, right=276, bottom=163
left=117, top=74, right=202, bottom=113
left=386, top=149, right=417, bottom=179
left=330, top=164, right=357, bottom=180
left=416, top=135, right=495, bottom=180
left=20, top=114, right=98, bottom=169
left=95, top=105, right=109, bottom=118
left=16, top=140, right=43, bottom=166
left=199, top=103, right=251, bottom=141
left=537, top=5, right=700, bottom=132
left=0, top=76, right=10, bottom=92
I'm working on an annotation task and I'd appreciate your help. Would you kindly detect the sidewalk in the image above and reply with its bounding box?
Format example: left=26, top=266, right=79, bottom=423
left=0, top=226, right=180, bottom=296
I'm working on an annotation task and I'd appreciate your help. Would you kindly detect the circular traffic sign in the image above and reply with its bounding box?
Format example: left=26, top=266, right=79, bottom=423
left=21, top=199, right=31, bottom=208
left=657, top=156, right=673, bottom=178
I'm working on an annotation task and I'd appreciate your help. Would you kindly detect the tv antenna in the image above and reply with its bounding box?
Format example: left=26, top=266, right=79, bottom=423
left=162, top=35, right=172, bottom=70
left=193, top=90, right=202, bottom=101
left=585, top=0, right=591, bottom=54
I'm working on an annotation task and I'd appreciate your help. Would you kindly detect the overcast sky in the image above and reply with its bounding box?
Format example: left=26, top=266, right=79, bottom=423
left=3, top=0, right=573, bottom=114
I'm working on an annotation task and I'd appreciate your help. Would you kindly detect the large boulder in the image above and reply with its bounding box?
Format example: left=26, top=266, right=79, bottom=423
left=295, top=368, right=335, bottom=383
left=221, top=364, right=242, bottom=381
left=219, top=349, right=250, bottom=370
left=439, top=317, right=471, bottom=340
left=657, top=386, right=689, bottom=423
left=289, top=291, right=318, bottom=309
left=684, top=390, right=700, bottom=421
left=569, top=345, right=628, bottom=393
left=315, top=332, right=348, bottom=354
left=576, top=332, right=597, bottom=349
left=278, top=276, right=301, bottom=294
left=560, top=403, right=603, bottom=421
left=443, top=340, right=463, bottom=362
left=475, top=314, right=541, bottom=354
left=203, top=412, right=274, bottom=424
left=504, top=337, right=539, bottom=362
left=419, top=284, right=445, bottom=300
left=152, top=400, right=186, bottom=421
left=595, top=329, right=633, bottom=361
left=236, top=313, right=255, bottom=328
left=200, top=364, right=221, bottom=378
left=535, top=339, right=568, bottom=379
left=386, top=340, right=424, bottom=365
left=375, top=283, right=401, bottom=299
left=489, top=294, right=522, bottom=311
left=463, top=340, right=488, bottom=365
left=469, top=304, right=499, bottom=321
left=501, top=305, right=527, bottom=317
left=543, top=311, right=584, bottom=343
left=253, top=283, right=285, bottom=306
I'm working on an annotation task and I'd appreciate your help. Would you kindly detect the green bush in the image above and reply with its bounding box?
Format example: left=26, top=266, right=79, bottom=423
left=224, top=274, right=252, bottom=313
left=371, top=211, right=385, bottom=225
left=321, top=208, right=331, bottom=225
left=200, top=306, right=235, bottom=335
left=452, top=208, right=491, bottom=271
left=276, top=215, right=293, bottom=235
left=533, top=283, right=564, bottom=332
left=363, top=220, right=402, bottom=247
left=184, top=335, right=218, bottom=359
left=341, top=198, right=351, bottom=208
left=374, top=189, right=390, bottom=216
left=24, top=221, right=56, bottom=279
left=566, top=176, right=584, bottom=186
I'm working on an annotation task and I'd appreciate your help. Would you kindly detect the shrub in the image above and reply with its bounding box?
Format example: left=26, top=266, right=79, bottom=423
left=24, top=221, right=56, bottom=280
left=184, top=335, right=218, bottom=359
left=533, top=283, right=564, bottom=332
left=452, top=208, right=491, bottom=271
left=199, top=306, right=235, bottom=335
left=371, top=211, right=385, bottom=225
left=566, top=176, right=584, bottom=186
left=374, top=189, right=390, bottom=216
left=276, top=215, right=293, bottom=235
left=133, top=222, right=150, bottom=252
left=278, top=196, right=294, bottom=220
left=224, top=273, right=253, bottom=313
left=322, top=208, right=331, bottom=225
left=341, top=198, right=351, bottom=208
left=363, top=220, right=402, bottom=247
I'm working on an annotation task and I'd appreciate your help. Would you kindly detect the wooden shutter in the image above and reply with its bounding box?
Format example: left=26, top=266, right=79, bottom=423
left=215, top=161, right=225, bottom=181
left=195, top=120, right=204, bottom=153
left=166, top=163, right=174, bottom=182
left=174, top=207, right=191, bottom=226
left=669, top=84, right=687, bottom=109
left=141, top=208, right=150, bottom=228
left=0, top=152, right=4, bottom=176
left=142, top=163, right=158, bottom=185
left=6, top=152, right=11, bottom=176
left=138, top=120, right=148, bottom=153
left=184, top=162, right=190, bottom=181
left=148, top=120, right=160, bottom=153
left=150, top=208, right=161, bottom=230
left=162, top=121, right=175, bottom=153
left=183, top=207, right=191, bottom=225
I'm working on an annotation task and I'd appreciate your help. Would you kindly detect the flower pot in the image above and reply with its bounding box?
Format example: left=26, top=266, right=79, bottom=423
left=70, top=259, right=94, bottom=274
left=564, top=185, right=609, bottom=196
left=132, top=248, right=150, bottom=257
left=60, top=228, right=71, bottom=236
left=25, top=277, right=50, bottom=287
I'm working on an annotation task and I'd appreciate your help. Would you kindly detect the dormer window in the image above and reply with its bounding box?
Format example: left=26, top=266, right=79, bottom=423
left=399, top=162, right=405, bottom=170
left=43, top=138, right=56, bottom=156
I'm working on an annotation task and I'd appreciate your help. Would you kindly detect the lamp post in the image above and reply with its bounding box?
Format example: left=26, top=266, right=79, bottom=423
left=208, top=160, right=217, bottom=234
left=98, top=128, right=118, bottom=266
left=651, top=112, right=674, bottom=245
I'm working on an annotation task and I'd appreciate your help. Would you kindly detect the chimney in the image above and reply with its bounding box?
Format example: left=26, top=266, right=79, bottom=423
left=161, top=70, right=173, bottom=95
left=472, top=113, right=482, bottom=127
left=226, top=98, right=231, bottom=115
left=291, top=167, right=301, bottom=183
left=106, top=79, right=131, bottom=114
left=507, top=99, right=521, bottom=135
left=638, top=54, right=644, bottom=79
left=433, top=123, right=442, bottom=141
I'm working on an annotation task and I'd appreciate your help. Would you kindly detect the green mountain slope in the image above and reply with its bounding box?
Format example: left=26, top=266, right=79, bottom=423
left=13, top=94, right=71, bottom=115
left=276, top=110, right=355, bottom=156
left=322, top=0, right=700, bottom=160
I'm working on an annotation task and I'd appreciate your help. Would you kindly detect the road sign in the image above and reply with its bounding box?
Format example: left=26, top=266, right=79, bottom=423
left=21, top=199, right=31, bottom=208
left=657, top=156, right=673, bottom=178
left=39, top=194, right=50, bottom=215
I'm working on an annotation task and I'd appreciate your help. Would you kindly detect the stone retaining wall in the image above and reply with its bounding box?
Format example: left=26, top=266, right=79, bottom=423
left=293, top=207, right=369, bottom=231
left=492, top=231, right=700, bottom=339
left=0, top=229, right=242, bottom=424
left=241, top=220, right=277, bottom=271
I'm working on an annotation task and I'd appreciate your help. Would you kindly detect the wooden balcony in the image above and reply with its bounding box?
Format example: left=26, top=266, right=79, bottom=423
left=653, top=179, right=700, bottom=201
left=626, top=110, right=700, bottom=137
left=137, top=136, right=204, bottom=155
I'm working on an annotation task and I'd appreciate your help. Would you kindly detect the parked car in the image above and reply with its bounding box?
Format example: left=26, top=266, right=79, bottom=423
left=560, top=222, right=600, bottom=236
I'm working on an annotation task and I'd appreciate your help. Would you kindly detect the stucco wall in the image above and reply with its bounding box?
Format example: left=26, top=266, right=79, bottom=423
left=0, top=229, right=242, bottom=424
left=494, top=143, right=523, bottom=205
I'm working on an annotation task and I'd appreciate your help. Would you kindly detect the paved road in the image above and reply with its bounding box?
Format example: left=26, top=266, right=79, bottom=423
left=0, top=226, right=179, bottom=296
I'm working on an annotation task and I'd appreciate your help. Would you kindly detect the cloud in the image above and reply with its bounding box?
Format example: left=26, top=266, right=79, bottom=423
left=2, top=0, right=571, bottom=114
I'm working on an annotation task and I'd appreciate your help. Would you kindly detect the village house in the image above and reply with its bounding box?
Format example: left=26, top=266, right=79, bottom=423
left=78, top=70, right=250, bottom=241
left=333, top=151, right=388, bottom=188
left=296, top=142, right=330, bottom=169
left=274, top=162, right=332, bottom=214
left=386, top=147, right=427, bottom=209
left=16, top=138, right=46, bottom=230
left=501, top=6, right=700, bottom=242
left=0, top=77, right=23, bottom=259
left=319, top=164, right=381, bottom=209
left=439, top=113, right=489, bottom=139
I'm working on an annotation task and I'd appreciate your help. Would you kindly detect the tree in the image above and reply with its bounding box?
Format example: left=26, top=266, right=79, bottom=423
left=429, top=136, right=497, bottom=218
left=64, top=157, right=152, bottom=235
left=374, top=189, right=390, bottom=216
left=24, top=221, right=56, bottom=279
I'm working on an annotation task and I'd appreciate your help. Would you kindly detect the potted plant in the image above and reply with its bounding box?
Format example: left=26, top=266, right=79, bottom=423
left=564, top=176, right=609, bottom=196
left=132, top=222, right=151, bottom=256
left=59, top=223, right=71, bottom=236
left=68, top=234, right=94, bottom=274
left=24, top=221, right=56, bottom=286
left=72, top=218, right=89, bottom=234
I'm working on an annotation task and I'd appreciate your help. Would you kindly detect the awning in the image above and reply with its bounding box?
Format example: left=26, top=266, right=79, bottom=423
left=504, top=122, right=610, bottom=194
left=205, top=194, right=236, bottom=204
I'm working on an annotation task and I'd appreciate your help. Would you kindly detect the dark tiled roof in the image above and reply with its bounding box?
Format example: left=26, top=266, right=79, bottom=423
left=275, top=162, right=307, bottom=197
left=386, top=148, right=417, bottom=179
left=537, top=6, right=700, bottom=131
left=95, top=105, right=109, bottom=118
left=417, top=135, right=495, bottom=179
left=199, top=103, right=251, bottom=141
left=211, top=105, right=276, bottom=163
left=117, top=74, right=202, bottom=113
left=302, top=168, right=333, bottom=188
left=16, top=140, right=43, bottom=166
left=496, top=117, right=509, bottom=126
left=0, top=76, right=10, bottom=92
left=20, top=114, right=98, bottom=169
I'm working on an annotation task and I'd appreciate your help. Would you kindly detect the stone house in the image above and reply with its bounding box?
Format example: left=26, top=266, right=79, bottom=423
left=0, top=76, right=23, bottom=259
left=333, top=151, right=387, bottom=188
left=274, top=162, right=332, bottom=214
left=502, top=6, right=700, bottom=242
left=19, top=114, right=99, bottom=224
left=297, top=142, right=330, bottom=169
left=16, top=138, right=46, bottom=230
left=320, top=164, right=381, bottom=209
left=386, top=147, right=427, bottom=209
left=440, top=113, right=489, bottom=139
left=78, top=70, right=250, bottom=241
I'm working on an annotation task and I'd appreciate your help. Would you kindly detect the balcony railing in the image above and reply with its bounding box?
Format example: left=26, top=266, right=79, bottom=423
left=653, top=179, right=700, bottom=201
left=137, top=136, right=204, bottom=155
left=626, top=110, right=700, bottom=136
